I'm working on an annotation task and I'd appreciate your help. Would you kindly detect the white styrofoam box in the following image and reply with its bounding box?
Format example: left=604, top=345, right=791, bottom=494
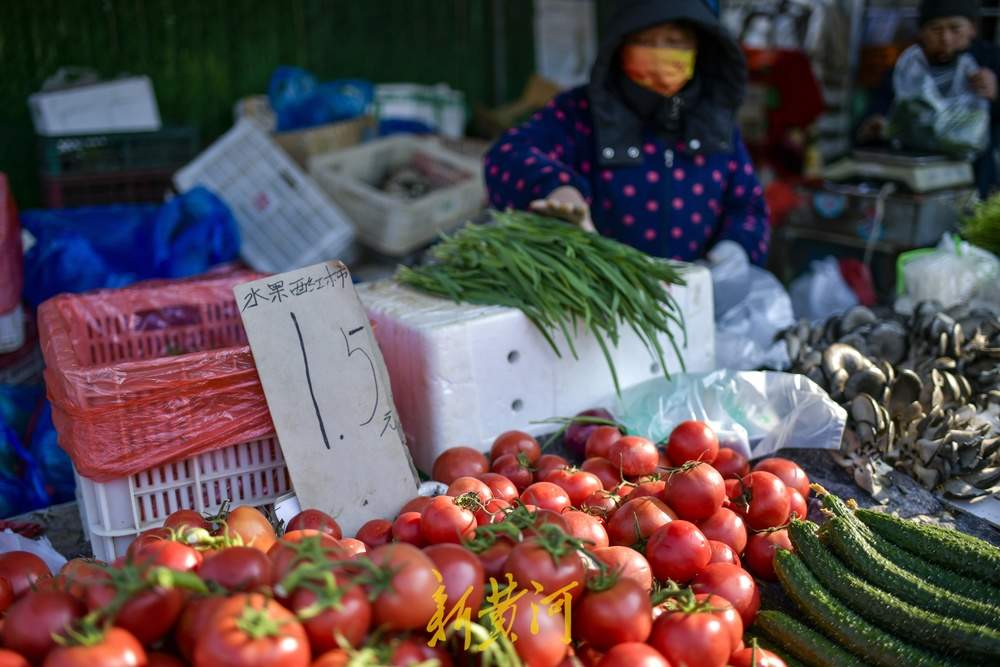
left=310, top=135, right=485, bottom=257
left=0, top=305, right=24, bottom=355
left=357, top=265, right=715, bottom=473
left=29, top=76, right=161, bottom=137
left=174, top=120, right=356, bottom=273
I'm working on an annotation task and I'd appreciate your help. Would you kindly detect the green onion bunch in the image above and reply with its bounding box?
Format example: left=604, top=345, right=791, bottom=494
left=397, top=211, right=687, bottom=394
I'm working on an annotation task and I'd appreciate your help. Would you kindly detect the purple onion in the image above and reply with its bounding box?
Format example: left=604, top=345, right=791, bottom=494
left=564, top=408, right=615, bottom=459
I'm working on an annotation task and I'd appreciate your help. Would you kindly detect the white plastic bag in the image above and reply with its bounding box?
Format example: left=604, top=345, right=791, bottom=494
left=707, top=242, right=794, bottom=370
left=900, top=233, right=1000, bottom=309
left=789, top=256, right=858, bottom=324
left=612, top=370, right=847, bottom=460
left=0, top=530, right=66, bottom=574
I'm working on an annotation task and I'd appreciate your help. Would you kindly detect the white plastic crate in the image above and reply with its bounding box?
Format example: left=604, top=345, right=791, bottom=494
left=76, top=436, right=291, bottom=561
left=0, top=305, right=24, bottom=354
left=357, top=264, right=715, bottom=473
left=174, top=119, right=356, bottom=273
left=310, top=135, right=485, bottom=257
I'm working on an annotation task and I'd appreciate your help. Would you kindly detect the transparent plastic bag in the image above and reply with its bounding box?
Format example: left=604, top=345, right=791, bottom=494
left=789, top=256, right=858, bottom=324
left=707, top=242, right=794, bottom=370
left=612, top=370, right=847, bottom=460
left=899, top=233, right=1000, bottom=309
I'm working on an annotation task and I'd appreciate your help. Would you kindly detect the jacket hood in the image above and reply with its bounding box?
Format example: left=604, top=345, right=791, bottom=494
left=588, top=0, right=747, bottom=166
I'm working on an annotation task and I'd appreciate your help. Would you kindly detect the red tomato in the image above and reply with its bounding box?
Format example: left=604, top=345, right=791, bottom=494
left=2, top=591, right=85, bottom=662
left=420, top=496, right=477, bottom=544
left=606, top=497, right=676, bottom=547
left=286, top=509, right=343, bottom=539
left=432, top=447, right=489, bottom=485
left=491, top=454, right=535, bottom=491
left=175, top=597, right=225, bottom=662
left=666, top=420, right=720, bottom=465
left=597, top=643, right=669, bottom=667
left=741, top=472, right=791, bottom=530
left=289, top=579, right=371, bottom=652
left=730, top=645, right=788, bottom=667
left=580, top=490, right=620, bottom=518
left=590, top=546, right=653, bottom=592
left=126, top=528, right=171, bottom=560
left=269, top=531, right=347, bottom=586
left=745, top=529, right=793, bottom=581
left=338, top=538, right=367, bottom=557
left=477, top=472, right=520, bottom=503
left=585, top=426, right=622, bottom=460
left=391, top=512, right=427, bottom=547
left=0, top=650, right=28, bottom=667
left=629, top=478, right=666, bottom=498
left=697, top=507, right=748, bottom=554
left=581, top=457, right=622, bottom=491
left=310, top=651, right=348, bottom=667
left=0, top=577, right=12, bottom=614
left=536, top=454, right=570, bottom=481
left=224, top=506, right=277, bottom=553
left=366, top=543, right=439, bottom=630
left=41, top=627, right=146, bottom=667
left=399, top=496, right=432, bottom=515
left=474, top=539, right=515, bottom=580
left=691, top=562, right=760, bottom=626
left=520, top=482, right=572, bottom=513
left=546, top=468, right=604, bottom=506
left=787, top=487, right=808, bottom=520
left=645, top=520, right=711, bottom=583
left=711, top=448, right=750, bottom=479
left=388, top=637, right=455, bottom=666
left=519, top=509, right=570, bottom=539
left=199, top=546, right=272, bottom=592
left=490, top=430, right=542, bottom=463
left=193, top=593, right=309, bottom=667
left=164, top=509, right=210, bottom=533
left=561, top=510, right=610, bottom=549
left=661, top=462, right=726, bottom=521
left=753, top=458, right=810, bottom=499
left=505, top=537, right=586, bottom=600
left=608, top=436, right=659, bottom=478
left=355, top=519, right=393, bottom=549
left=566, top=408, right=616, bottom=458
left=447, top=476, right=494, bottom=504
left=506, top=591, right=569, bottom=667
left=424, top=543, right=486, bottom=611
left=148, top=653, right=185, bottom=667
left=707, top=540, right=741, bottom=566
left=648, top=594, right=739, bottom=667
left=575, top=578, right=652, bottom=650
left=0, top=551, right=50, bottom=599
left=85, top=577, right=184, bottom=646
left=474, top=498, right=512, bottom=526
left=133, top=539, right=203, bottom=572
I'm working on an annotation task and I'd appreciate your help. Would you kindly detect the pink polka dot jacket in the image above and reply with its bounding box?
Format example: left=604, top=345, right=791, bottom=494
left=484, top=86, right=771, bottom=266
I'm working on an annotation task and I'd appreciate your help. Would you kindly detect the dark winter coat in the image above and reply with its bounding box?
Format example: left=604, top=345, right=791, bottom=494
left=484, top=0, right=771, bottom=265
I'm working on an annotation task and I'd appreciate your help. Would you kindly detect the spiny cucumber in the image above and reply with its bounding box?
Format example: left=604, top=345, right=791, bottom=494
left=753, top=611, right=866, bottom=667
left=773, top=550, right=962, bottom=667
left=817, top=490, right=1000, bottom=606
left=789, top=519, right=1000, bottom=660
left=823, top=516, right=1000, bottom=629
left=855, top=507, right=1000, bottom=586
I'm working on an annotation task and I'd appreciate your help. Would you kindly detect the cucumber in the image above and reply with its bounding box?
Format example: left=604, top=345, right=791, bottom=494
left=754, top=610, right=866, bottom=667
left=742, top=632, right=810, bottom=667
left=823, top=516, right=1000, bottom=629
left=856, top=507, right=1000, bottom=586
left=789, top=519, right=1000, bottom=660
left=818, top=490, right=1000, bottom=606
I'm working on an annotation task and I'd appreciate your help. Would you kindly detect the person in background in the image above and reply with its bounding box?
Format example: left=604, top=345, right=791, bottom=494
left=483, top=0, right=771, bottom=266
left=859, top=0, right=1000, bottom=196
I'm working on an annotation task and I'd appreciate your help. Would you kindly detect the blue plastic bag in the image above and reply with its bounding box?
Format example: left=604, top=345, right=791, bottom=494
left=268, top=66, right=373, bottom=132
left=21, top=187, right=240, bottom=307
left=0, top=404, right=51, bottom=518
left=29, top=403, right=75, bottom=506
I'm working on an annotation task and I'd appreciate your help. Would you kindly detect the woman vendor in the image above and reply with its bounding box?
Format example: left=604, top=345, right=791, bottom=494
left=484, top=0, right=771, bottom=265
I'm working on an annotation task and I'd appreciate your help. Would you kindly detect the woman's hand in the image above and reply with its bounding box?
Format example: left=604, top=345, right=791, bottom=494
left=530, top=186, right=595, bottom=232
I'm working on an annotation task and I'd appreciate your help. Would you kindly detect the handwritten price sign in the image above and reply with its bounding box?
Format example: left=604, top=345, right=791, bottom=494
left=235, top=261, right=419, bottom=535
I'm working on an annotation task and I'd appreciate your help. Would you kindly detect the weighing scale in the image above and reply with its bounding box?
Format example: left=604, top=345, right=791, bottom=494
left=824, top=149, right=974, bottom=193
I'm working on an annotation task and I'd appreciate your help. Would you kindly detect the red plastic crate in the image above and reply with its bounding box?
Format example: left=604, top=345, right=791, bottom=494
left=40, top=168, right=175, bottom=207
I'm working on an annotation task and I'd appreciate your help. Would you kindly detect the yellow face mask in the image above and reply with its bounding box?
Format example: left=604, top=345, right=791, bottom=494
left=620, top=45, right=696, bottom=97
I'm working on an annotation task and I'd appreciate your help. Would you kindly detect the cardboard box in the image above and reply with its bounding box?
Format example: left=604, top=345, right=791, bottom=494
left=29, top=76, right=161, bottom=136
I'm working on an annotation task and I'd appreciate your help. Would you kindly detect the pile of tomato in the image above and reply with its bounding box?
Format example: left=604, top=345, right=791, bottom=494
left=0, top=419, right=809, bottom=667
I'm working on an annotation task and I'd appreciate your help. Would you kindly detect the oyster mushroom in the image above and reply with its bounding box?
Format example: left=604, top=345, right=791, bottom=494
left=845, top=367, right=888, bottom=402
left=840, top=305, right=878, bottom=334
left=823, top=343, right=869, bottom=378
left=889, top=370, right=923, bottom=418
left=868, top=321, right=908, bottom=364
left=851, top=394, right=881, bottom=425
